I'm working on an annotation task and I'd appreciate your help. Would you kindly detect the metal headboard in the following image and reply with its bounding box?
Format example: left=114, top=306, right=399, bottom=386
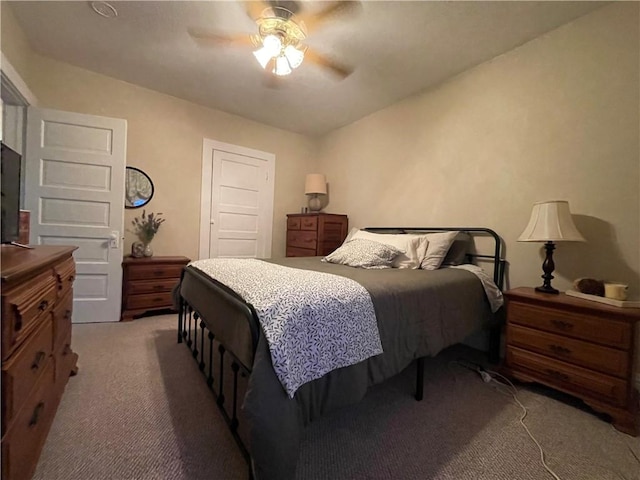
left=364, top=227, right=505, bottom=291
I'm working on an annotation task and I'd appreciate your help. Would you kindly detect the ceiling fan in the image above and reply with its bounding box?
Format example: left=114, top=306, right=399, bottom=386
left=188, top=1, right=357, bottom=79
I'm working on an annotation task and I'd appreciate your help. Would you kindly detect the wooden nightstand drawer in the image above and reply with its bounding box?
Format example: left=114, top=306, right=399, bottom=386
left=508, top=324, right=629, bottom=378
left=287, top=230, right=318, bottom=250
left=127, top=264, right=185, bottom=281
left=126, top=292, right=173, bottom=310
left=287, top=217, right=301, bottom=230
left=128, top=278, right=179, bottom=295
left=507, top=347, right=627, bottom=406
left=508, top=301, right=631, bottom=349
left=300, top=216, right=318, bottom=231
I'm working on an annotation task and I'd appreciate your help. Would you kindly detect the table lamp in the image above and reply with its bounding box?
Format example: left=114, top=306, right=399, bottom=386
left=304, top=174, right=327, bottom=212
left=518, top=200, right=585, bottom=294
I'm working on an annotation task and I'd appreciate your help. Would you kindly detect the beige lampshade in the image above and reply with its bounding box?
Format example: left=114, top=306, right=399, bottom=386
left=304, top=174, right=327, bottom=195
left=518, top=200, right=585, bottom=242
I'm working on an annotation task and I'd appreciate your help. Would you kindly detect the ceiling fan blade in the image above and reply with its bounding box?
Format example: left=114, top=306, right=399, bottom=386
left=188, top=28, right=254, bottom=47
left=243, top=1, right=271, bottom=21
left=296, top=1, right=360, bottom=34
left=304, top=48, right=353, bottom=79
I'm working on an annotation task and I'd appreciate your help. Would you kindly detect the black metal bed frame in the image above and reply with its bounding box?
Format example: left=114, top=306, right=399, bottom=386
left=177, top=227, right=505, bottom=472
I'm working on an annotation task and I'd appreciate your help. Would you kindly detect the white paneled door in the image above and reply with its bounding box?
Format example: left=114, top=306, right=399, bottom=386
left=25, top=107, right=127, bottom=323
left=199, top=140, right=275, bottom=260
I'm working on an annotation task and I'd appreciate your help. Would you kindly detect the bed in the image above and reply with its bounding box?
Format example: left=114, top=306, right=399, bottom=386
left=175, top=227, right=505, bottom=480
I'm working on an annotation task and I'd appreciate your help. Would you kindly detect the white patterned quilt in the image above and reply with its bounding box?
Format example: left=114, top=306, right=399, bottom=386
left=190, top=258, right=383, bottom=398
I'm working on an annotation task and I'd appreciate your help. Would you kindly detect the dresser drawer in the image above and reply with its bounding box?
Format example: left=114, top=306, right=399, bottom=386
left=286, top=247, right=317, bottom=257
left=54, top=329, right=74, bottom=389
left=128, top=278, right=179, bottom=295
left=2, top=272, right=57, bottom=360
left=127, top=264, right=185, bottom=281
left=53, top=291, right=73, bottom=353
left=126, top=292, right=173, bottom=310
left=287, top=230, right=317, bottom=250
left=1, top=318, right=54, bottom=434
left=507, top=301, right=631, bottom=349
left=1, top=362, right=57, bottom=480
left=508, top=324, right=629, bottom=378
left=300, top=216, right=318, bottom=231
left=53, top=256, right=75, bottom=297
left=287, top=217, right=301, bottom=230
left=507, top=347, right=627, bottom=406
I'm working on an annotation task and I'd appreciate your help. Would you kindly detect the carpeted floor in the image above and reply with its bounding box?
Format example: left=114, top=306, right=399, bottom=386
left=34, top=314, right=640, bottom=480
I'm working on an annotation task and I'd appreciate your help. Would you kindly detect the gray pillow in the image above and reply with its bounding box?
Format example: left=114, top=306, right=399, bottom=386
left=441, top=232, right=471, bottom=266
left=322, top=239, right=403, bottom=269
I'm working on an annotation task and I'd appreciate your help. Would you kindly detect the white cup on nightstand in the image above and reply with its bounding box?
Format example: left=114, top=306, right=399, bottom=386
left=604, top=283, right=628, bottom=301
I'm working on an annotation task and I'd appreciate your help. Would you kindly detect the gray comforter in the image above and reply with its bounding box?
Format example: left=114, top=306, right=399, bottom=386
left=180, top=257, right=493, bottom=480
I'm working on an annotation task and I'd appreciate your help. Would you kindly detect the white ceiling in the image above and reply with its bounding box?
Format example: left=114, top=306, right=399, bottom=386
left=9, top=1, right=606, bottom=136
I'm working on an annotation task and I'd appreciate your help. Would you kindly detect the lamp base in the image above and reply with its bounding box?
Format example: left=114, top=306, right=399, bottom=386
left=308, top=195, right=322, bottom=212
left=535, top=285, right=559, bottom=295
left=537, top=240, right=559, bottom=294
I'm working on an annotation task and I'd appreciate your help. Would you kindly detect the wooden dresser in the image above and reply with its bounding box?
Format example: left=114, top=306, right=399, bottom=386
left=286, top=213, right=348, bottom=257
left=121, top=255, right=190, bottom=321
left=1, top=245, right=78, bottom=480
left=503, top=287, right=639, bottom=435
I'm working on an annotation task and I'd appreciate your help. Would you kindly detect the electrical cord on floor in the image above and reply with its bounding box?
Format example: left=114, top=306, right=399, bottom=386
left=449, top=360, right=562, bottom=480
left=482, top=368, right=563, bottom=480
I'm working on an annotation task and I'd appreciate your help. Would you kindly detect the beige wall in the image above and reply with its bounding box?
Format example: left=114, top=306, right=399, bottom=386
left=318, top=3, right=639, bottom=297
left=1, top=3, right=318, bottom=260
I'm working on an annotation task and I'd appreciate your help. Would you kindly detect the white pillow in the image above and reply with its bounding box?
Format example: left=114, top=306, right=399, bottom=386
left=349, top=230, right=429, bottom=269
left=322, top=238, right=402, bottom=269
left=420, top=231, right=459, bottom=270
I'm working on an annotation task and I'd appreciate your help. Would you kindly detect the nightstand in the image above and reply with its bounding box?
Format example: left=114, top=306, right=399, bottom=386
left=121, top=256, right=190, bottom=321
left=503, top=287, right=639, bottom=435
left=286, top=213, right=348, bottom=257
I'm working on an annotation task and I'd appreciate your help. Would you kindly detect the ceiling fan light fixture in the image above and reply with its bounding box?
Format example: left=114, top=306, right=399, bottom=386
left=253, top=46, right=274, bottom=69
left=262, top=34, right=282, bottom=56
left=284, top=45, right=304, bottom=69
left=274, top=55, right=293, bottom=76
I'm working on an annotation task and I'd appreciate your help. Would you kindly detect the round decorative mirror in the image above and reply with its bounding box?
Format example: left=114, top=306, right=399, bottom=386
left=125, top=167, right=154, bottom=209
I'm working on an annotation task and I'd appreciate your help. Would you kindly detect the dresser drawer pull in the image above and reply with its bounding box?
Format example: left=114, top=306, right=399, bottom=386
left=302, top=221, right=314, bottom=227
left=63, top=344, right=71, bottom=356
left=153, top=285, right=165, bottom=291
left=38, top=300, right=49, bottom=311
left=29, top=402, right=45, bottom=427
left=550, top=319, right=573, bottom=331
left=64, top=309, right=72, bottom=320
left=152, top=270, right=165, bottom=276
left=31, top=351, right=46, bottom=371
left=548, top=345, right=571, bottom=356
left=68, top=275, right=75, bottom=283
left=304, top=239, right=314, bottom=244
left=545, top=369, right=570, bottom=382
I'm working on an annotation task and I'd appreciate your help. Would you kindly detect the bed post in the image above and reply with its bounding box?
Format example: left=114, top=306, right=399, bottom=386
left=415, top=357, right=425, bottom=401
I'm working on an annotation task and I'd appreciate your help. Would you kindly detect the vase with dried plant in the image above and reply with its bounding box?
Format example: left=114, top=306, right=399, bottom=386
left=130, top=210, right=165, bottom=257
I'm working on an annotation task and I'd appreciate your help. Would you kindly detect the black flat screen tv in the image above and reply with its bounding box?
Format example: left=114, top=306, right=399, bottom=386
left=1, top=142, right=22, bottom=244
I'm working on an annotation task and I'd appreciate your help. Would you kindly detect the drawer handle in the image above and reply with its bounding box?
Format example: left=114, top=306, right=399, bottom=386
left=153, top=270, right=165, bottom=276
left=303, top=222, right=314, bottom=227
left=31, top=351, right=46, bottom=371
left=304, top=238, right=314, bottom=243
left=153, top=297, right=164, bottom=303
left=68, top=275, right=75, bottom=283
left=38, top=300, right=49, bottom=311
left=63, top=344, right=71, bottom=356
left=153, top=285, right=165, bottom=291
left=545, top=369, right=570, bottom=383
left=549, top=345, right=571, bottom=356
left=29, top=402, right=45, bottom=427
left=64, top=309, right=72, bottom=320
left=550, top=319, right=573, bottom=331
